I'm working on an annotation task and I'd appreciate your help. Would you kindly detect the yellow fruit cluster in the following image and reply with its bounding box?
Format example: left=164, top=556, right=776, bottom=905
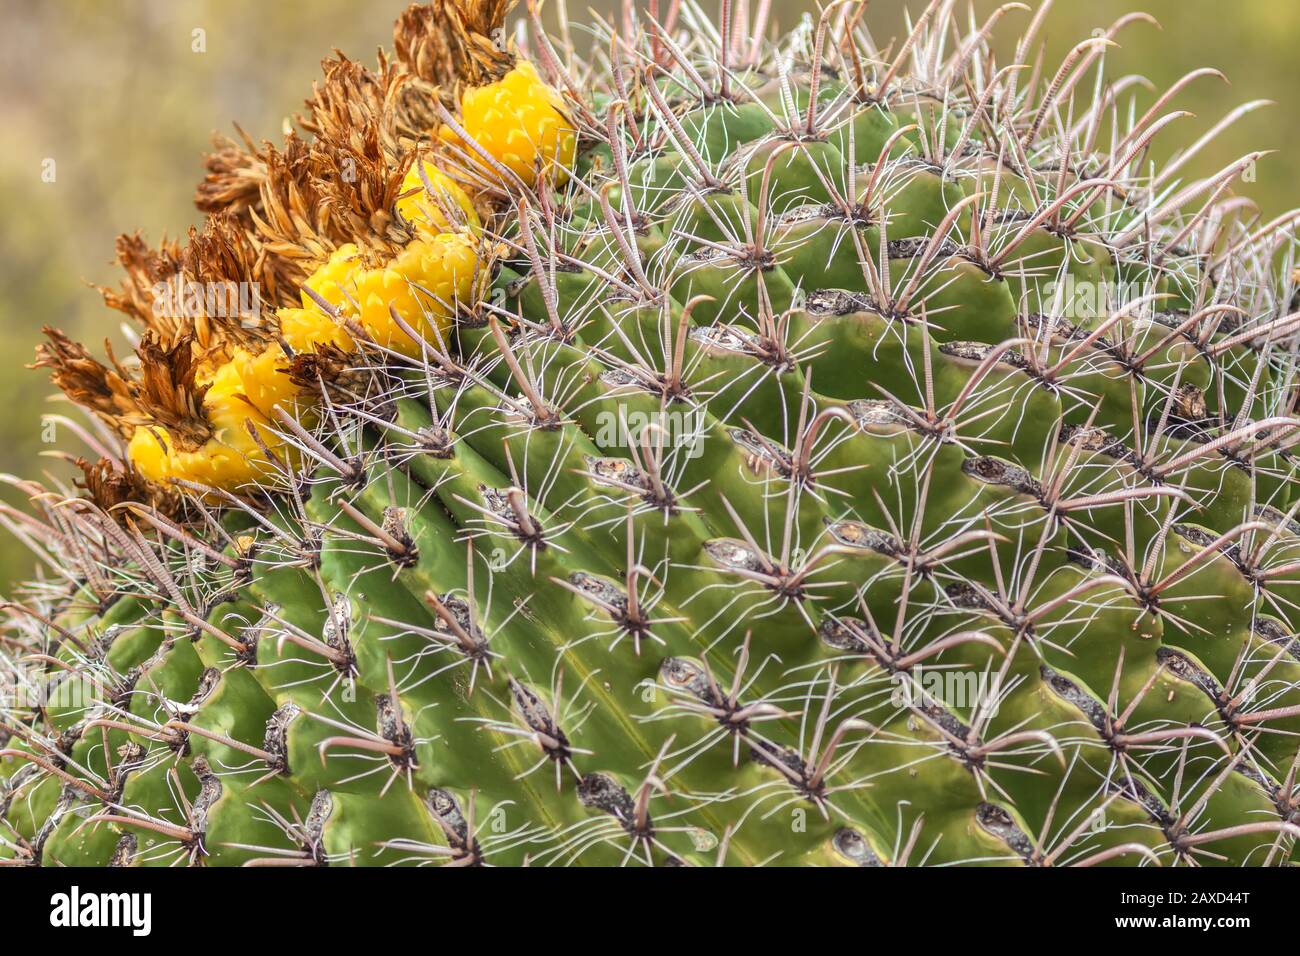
left=441, top=61, right=577, bottom=187
left=395, top=161, right=482, bottom=234
left=128, top=58, right=569, bottom=493
left=300, top=235, right=481, bottom=354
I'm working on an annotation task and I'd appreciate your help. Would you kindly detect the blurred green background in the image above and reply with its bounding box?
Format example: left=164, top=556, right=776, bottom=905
left=0, top=0, right=1297, bottom=591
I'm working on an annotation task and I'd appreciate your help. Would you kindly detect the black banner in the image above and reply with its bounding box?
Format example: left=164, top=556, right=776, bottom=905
left=2, top=865, right=1278, bottom=943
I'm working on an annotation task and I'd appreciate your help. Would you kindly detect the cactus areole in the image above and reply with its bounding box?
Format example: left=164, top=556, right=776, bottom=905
left=6, top=0, right=1300, bottom=868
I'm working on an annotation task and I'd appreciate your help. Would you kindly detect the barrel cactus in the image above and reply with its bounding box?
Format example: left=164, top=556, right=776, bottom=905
left=4, top=0, right=1300, bottom=868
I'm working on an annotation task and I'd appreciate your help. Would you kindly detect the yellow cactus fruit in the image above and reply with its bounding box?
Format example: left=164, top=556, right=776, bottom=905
left=127, top=390, right=284, bottom=492
left=300, top=243, right=365, bottom=315
left=396, top=160, right=481, bottom=234
left=440, top=60, right=577, bottom=188
left=353, top=233, right=480, bottom=353
left=122, top=170, right=485, bottom=492
left=227, top=345, right=304, bottom=420
left=126, top=337, right=312, bottom=491
left=301, top=236, right=480, bottom=356
left=278, top=305, right=354, bottom=354
left=124, top=320, right=337, bottom=491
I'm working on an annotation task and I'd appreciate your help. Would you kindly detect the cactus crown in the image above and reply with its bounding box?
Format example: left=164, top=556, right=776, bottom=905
left=5, top=0, right=1300, bottom=867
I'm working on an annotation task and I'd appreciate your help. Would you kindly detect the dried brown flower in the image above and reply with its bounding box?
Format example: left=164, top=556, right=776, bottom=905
left=74, top=456, right=176, bottom=515
left=132, top=333, right=214, bottom=451
left=394, top=0, right=516, bottom=95
left=31, top=328, right=138, bottom=433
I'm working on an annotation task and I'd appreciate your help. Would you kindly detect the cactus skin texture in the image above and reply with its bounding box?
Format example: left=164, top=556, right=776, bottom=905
left=7, top=0, right=1300, bottom=869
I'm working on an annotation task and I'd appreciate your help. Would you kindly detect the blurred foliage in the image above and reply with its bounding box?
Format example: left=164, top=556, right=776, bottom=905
left=0, top=0, right=1296, bottom=591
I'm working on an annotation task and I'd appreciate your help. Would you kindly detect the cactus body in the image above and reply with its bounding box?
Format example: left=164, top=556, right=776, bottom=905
left=5, top=0, right=1300, bottom=867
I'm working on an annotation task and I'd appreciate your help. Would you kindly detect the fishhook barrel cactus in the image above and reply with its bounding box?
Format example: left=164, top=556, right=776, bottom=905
left=4, top=0, right=1300, bottom=867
